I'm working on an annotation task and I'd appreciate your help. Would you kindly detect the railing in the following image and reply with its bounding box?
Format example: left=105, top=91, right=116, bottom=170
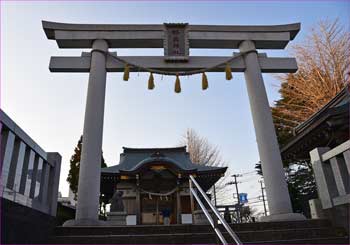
left=310, top=140, right=350, bottom=209
left=0, top=109, right=62, bottom=216
left=189, top=175, right=242, bottom=245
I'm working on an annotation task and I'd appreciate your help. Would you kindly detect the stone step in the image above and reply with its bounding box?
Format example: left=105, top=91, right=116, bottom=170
left=50, top=232, right=349, bottom=244
left=244, top=236, right=350, bottom=244
left=236, top=227, right=337, bottom=242
left=51, top=219, right=349, bottom=244
left=50, top=233, right=218, bottom=244
left=51, top=227, right=343, bottom=244
left=54, top=219, right=331, bottom=236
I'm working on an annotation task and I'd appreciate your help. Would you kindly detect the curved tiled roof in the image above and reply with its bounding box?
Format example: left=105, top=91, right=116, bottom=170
left=101, top=146, right=226, bottom=174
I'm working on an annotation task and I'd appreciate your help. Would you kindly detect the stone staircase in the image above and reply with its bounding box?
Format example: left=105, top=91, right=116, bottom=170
left=50, top=219, right=349, bottom=244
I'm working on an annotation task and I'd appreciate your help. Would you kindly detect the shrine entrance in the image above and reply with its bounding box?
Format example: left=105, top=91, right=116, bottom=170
left=141, top=193, right=175, bottom=225
left=43, top=21, right=306, bottom=226
left=139, top=163, right=178, bottom=225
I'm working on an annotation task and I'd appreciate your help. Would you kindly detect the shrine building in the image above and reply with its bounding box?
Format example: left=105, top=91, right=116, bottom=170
left=100, top=146, right=227, bottom=225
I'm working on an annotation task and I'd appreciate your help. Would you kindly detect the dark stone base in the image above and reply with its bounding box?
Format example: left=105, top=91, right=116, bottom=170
left=1, top=197, right=56, bottom=244
left=325, top=203, right=350, bottom=233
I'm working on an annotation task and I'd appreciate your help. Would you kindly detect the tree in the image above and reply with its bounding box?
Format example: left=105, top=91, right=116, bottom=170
left=240, top=206, right=258, bottom=223
left=286, top=164, right=318, bottom=217
left=66, top=135, right=107, bottom=200
left=269, top=19, right=350, bottom=216
left=226, top=205, right=259, bottom=223
left=184, top=129, right=225, bottom=167
left=182, top=128, right=230, bottom=204
left=273, top=19, right=350, bottom=146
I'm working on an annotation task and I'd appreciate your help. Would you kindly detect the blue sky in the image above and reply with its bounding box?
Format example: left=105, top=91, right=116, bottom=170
left=1, top=1, right=349, bottom=211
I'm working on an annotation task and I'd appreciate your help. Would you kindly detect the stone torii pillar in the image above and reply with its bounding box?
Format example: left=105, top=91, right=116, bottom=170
left=239, top=40, right=304, bottom=221
left=64, top=40, right=109, bottom=226
left=76, top=40, right=108, bottom=224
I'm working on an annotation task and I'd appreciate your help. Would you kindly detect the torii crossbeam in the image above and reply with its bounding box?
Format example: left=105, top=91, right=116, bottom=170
left=42, top=21, right=305, bottom=226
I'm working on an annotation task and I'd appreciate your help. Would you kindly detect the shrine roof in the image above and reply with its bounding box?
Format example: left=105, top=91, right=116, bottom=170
left=281, top=85, right=349, bottom=162
left=101, top=146, right=227, bottom=174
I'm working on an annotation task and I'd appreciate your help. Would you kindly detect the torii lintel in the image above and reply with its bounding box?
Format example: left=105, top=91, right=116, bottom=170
left=42, top=21, right=300, bottom=49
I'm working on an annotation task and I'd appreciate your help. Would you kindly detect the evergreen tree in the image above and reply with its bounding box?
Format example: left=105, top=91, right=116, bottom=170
left=67, top=135, right=107, bottom=200
left=286, top=164, right=318, bottom=217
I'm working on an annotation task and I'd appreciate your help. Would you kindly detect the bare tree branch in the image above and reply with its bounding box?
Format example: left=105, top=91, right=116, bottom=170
left=181, top=128, right=231, bottom=204
left=273, top=19, right=350, bottom=147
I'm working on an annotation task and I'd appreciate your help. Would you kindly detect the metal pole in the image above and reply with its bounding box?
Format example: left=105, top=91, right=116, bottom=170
left=190, top=175, right=242, bottom=245
left=213, top=184, right=217, bottom=206
left=190, top=188, right=228, bottom=245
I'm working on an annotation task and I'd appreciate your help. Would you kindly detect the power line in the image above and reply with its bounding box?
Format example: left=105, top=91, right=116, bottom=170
left=247, top=200, right=264, bottom=205
left=240, top=176, right=259, bottom=183
left=240, top=171, right=257, bottom=176
left=247, top=196, right=261, bottom=201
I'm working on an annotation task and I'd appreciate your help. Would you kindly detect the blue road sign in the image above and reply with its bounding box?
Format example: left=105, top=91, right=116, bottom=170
left=239, top=193, right=248, bottom=203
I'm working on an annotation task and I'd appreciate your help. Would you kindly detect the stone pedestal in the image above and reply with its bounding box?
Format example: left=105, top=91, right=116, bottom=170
left=106, top=212, right=127, bottom=226
left=309, top=198, right=326, bottom=219
left=260, top=212, right=305, bottom=222
left=193, top=210, right=216, bottom=225
left=63, top=219, right=105, bottom=227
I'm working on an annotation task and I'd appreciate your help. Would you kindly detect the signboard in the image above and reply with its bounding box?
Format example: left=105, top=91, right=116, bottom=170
left=239, top=193, right=248, bottom=204
left=164, top=23, right=189, bottom=62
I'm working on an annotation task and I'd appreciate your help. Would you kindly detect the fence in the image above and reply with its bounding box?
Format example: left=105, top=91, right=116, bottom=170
left=0, top=109, right=61, bottom=216
left=310, top=140, right=350, bottom=210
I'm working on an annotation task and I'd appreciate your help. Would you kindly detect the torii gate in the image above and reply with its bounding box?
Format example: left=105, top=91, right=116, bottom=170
left=42, top=21, right=305, bottom=225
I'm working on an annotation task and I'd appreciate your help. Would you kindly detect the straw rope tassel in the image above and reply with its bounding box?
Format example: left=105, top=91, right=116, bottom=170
left=123, top=64, right=130, bottom=81
left=148, top=72, right=155, bottom=90
left=225, top=63, right=233, bottom=80
left=202, top=72, right=208, bottom=90
left=175, top=74, right=181, bottom=93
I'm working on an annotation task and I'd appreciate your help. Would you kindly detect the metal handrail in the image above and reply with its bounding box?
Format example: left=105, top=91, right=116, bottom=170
left=189, top=175, right=242, bottom=245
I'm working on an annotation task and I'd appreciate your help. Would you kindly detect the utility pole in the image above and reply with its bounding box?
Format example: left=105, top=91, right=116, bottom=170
left=231, top=174, right=242, bottom=223
left=259, top=180, right=267, bottom=216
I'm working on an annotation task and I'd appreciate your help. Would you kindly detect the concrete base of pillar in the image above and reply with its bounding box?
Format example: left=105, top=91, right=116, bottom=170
left=106, top=212, right=127, bottom=226
left=260, top=212, right=306, bottom=222
left=62, top=219, right=106, bottom=227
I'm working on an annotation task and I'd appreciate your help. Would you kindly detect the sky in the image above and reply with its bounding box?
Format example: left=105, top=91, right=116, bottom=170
left=1, top=0, right=350, bottom=215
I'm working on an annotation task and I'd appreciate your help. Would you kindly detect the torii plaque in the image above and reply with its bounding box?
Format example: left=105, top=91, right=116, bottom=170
left=42, top=21, right=305, bottom=226
left=163, top=23, right=189, bottom=62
